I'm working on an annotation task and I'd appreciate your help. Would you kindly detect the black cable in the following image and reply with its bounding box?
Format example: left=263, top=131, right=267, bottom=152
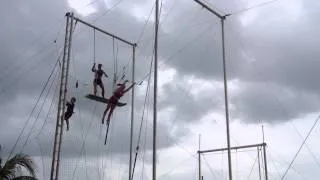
left=140, top=99, right=150, bottom=180
left=229, top=0, right=279, bottom=16
left=136, top=2, right=156, bottom=44
left=20, top=60, right=59, bottom=152
left=202, top=155, right=218, bottom=180
left=137, top=23, right=214, bottom=84
left=281, top=113, right=320, bottom=180
left=0, top=18, right=64, bottom=78
left=131, top=47, right=153, bottom=179
left=6, top=57, right=60, bottom=162
left=246, top=154, right=258, bottom=180
left=0, top=49, right=58, bottom=96
left=91, top=0, right=126, bottom=25
left=0, top=42, right=57, bottom=83
left=228, top=23, right=320, bottom=170
left=36, top=72, right=60, bottom=139
left=71, top=104, right=97, bottom=180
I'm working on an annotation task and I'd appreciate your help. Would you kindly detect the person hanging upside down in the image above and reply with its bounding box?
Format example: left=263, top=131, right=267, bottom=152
left=64, top=97, right=76, bottom=131
left=102, top=80, right=135, bottom=125
left=91, top=63, right=108, bottom=98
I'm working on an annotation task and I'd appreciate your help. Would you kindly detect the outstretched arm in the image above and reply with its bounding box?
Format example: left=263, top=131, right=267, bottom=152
left=103, top=71, right=108, bottom=78
left=123, top=83, right=136, bottom=93
left=91, top=63, right=96, bottom=72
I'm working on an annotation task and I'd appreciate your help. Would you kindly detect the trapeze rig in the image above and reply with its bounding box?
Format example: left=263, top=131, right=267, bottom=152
left=50, top=12, right=137, bottom=180
left=191, top=1, right=270, bottom=180
left=191, top=0, right=233, bottom=179
left=197, top=139, right=269, bottom=180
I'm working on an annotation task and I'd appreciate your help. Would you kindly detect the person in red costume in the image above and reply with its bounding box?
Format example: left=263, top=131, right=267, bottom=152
left=101, top=80, right=135, bottom=124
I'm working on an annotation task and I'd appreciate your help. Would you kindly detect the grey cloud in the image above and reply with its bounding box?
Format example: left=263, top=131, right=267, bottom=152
left=231, top=82, right=320, bottom=123
left=153, top=0, right=320, bottom=123
left=2, top=0, right=320, bottom=179
left=159, top=79, right=222, bottom=123
left=0, top=0, right=184, bottom=162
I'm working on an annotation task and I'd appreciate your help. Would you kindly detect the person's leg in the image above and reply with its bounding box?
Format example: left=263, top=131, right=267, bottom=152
left=99, top=81, right=105, bottom=98
left=66, top=119, right=70, bottom=131
left=102, top=104, right=111, bottom=124
left=106, top=105, right=116, bottom=124
left=93, top=79, right=97, bottom=95
left=64, top=112, right=70, bottom=131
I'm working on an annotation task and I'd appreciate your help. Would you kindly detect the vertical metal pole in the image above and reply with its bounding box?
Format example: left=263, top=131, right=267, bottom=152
left=93, top=29, right=96, bottom=64
left=198, top=135, right=201, bottom=180
left=263, top=143, right=268, bottom=180
left=198, top=152, right=201, bottom=180
left=262, top=125, right=265, bottom=143
left=129, top=44, right=136, bottom=180
left=56, top=12, right=74, bottom=180
left=221, top=17, right=232, bottom=180
left=50, top=13, right=70, bottom=180
left=0, top=145, right=2, bottom=168
left=257, top=147, right=262, bottom=180
left=201, top=176, right=204, bottom=180
left=153, top=0, right=159, bottom=179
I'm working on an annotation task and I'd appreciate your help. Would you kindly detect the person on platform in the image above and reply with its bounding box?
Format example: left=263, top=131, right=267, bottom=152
left=91, top=63, right=108, bottom=98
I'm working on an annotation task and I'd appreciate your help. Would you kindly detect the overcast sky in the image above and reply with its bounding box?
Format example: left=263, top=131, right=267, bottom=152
left=1, top=0, right=320, bottom=179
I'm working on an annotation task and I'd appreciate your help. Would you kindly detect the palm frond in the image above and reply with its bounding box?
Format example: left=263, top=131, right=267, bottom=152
left=0, top=153, right=36, bottom=179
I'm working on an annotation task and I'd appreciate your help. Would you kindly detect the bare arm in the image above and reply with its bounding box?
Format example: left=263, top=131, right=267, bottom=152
left=91, top=63, right=96, bottom=72
left=123, top=83, right=136, bottom=93
left=103, top=71, right=108, bottom=78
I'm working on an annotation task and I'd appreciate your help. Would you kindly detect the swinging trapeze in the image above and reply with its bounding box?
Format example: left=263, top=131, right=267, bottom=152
left=85, top=94, right=127, bottom=107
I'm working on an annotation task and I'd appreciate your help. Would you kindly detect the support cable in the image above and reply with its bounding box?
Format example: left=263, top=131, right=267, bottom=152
left=72, top=46, right=91, bottom=180
left=6, top=57, right=60, bottom=162
left=0, top=42, right=54, bottom=82
left=36, top=78, right=60, bottom=180
left=0, top=49, right=59, bottom=95
left=20, top=61, right=60, bottom=152
left=141, top=97, right=150, bottom=180
left=35, top=71, right=60, bottom=180
left=71, top=104, right=97, bottom=180
left=281, top=113, right=320, bottom=180
left=94, top=29, right=96, bottom=64
left=202, top=155, right=218, bottom=180
left=136, top=2, right=156, bottom=44
left=229, top=0, right=280, bottom=16
left=137, top=24, right=214, bottom=84
left=71, top=0, right=126, bottom=39
left=0, top=18, right=64, bottom=78
left=246, top=154, right=259, bottom=180
left=68, top=43, right=93, bottom=180
left=131, top=48, right=153, bottom=179
left=228, top=22, right=320, bottom=169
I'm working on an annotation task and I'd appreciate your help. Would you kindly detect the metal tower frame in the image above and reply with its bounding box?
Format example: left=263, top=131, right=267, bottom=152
left=50, top=12, right=74, bottom=180
left=50, top=12, right=136, bottom=180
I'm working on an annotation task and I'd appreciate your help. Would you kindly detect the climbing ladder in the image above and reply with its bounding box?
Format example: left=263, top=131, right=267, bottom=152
left=50, top=12, right=74, bottom=180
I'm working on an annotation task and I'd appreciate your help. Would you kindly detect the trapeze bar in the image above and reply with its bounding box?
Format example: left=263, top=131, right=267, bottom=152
left=66, top=12, right=136, bottom=47
left=198, top=143, right=266, bottom=154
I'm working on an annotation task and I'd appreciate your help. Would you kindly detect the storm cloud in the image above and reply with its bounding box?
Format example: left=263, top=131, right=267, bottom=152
left=1, top=0, right=320, bottom=179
